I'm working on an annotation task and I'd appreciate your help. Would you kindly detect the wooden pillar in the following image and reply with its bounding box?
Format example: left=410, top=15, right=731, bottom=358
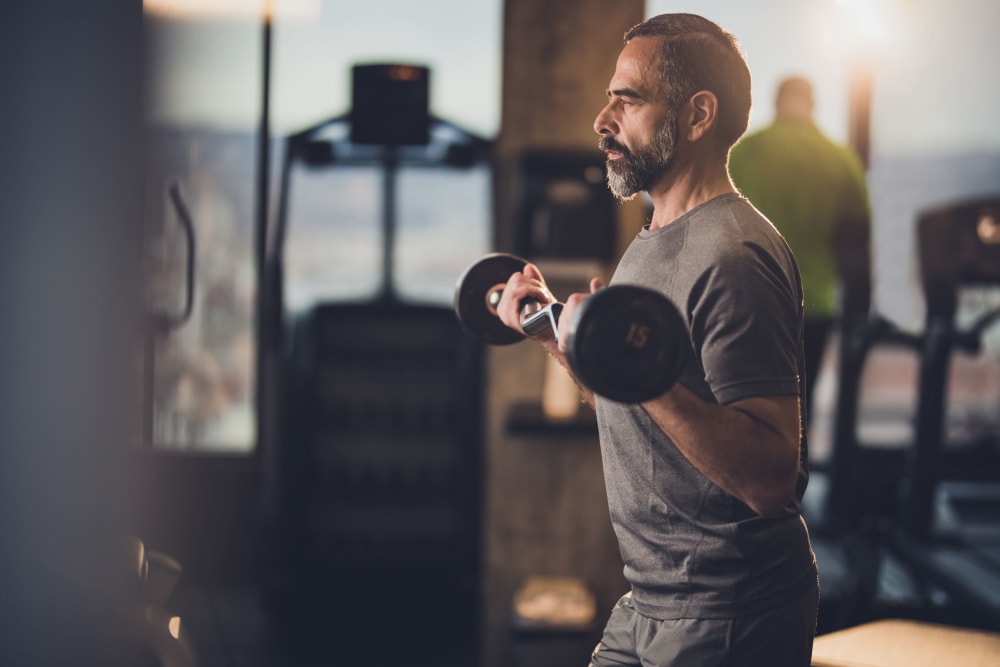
left=495, top=0, right=648, bottom=256
left=480, top=3, right=644, bottom=666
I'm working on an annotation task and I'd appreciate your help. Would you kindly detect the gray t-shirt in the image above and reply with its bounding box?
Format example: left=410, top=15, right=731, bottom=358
left=597, top=193, right=816, bottom=620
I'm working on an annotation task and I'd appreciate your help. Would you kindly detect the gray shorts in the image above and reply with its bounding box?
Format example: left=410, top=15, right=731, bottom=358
left=589, top=581, right=819, bottom=667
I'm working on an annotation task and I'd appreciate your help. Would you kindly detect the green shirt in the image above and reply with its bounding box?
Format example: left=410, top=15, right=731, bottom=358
left=729, top=121, right=870, bottom=317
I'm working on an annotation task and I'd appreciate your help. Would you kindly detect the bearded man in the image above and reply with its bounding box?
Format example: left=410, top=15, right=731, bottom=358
left=496, top=13, right=818, bottom=667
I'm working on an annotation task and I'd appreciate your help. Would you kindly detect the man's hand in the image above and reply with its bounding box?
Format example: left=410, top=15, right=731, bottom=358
left=555, top=276, right=605, bottom=355
left=495, top=263, right=558, bottom=340
left=496, top=267, right=605, bottom=409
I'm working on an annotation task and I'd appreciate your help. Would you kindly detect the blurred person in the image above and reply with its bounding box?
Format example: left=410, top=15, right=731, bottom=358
left=730, top=76, right=872, bottom=421
left=496, top=14, right=817, bottom=666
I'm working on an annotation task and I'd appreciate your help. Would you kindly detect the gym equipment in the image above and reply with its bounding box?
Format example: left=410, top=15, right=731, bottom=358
left=265, top=99, right=492, bottom=664
left=454, top=253, right=686, bottom=403
left=886, top=197, right=1000, bottom=625
left=806, top=197, right=1000, bottom=634
left=454, top=253, right=535, bottom=346
left=350, top=63, right=431, bottom=147
left=513, top=148, right=617, bottom=263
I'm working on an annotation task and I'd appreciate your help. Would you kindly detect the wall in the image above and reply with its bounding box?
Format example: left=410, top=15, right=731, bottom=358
left=0, top=2, right=145, bottom=664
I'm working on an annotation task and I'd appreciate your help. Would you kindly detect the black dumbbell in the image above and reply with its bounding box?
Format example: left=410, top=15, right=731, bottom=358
left=454, top=253, right=686, bottom=403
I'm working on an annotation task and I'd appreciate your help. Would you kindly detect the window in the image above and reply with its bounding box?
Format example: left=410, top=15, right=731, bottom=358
left=142, top=0, right=501, bottom=451
left=143, top=10, right=261, bottom=451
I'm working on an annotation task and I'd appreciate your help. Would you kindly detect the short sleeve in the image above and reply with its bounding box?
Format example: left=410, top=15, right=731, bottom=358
left=688, top=242, right=801, bottom=405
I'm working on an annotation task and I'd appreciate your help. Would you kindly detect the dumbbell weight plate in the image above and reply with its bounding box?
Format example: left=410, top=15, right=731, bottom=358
left=565, top=285, right=686, bottom=403
left=454, top=253, right=529, bottom=345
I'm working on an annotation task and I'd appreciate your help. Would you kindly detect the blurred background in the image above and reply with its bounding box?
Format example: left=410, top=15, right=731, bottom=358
left=1, top=0, right=998, bottom=665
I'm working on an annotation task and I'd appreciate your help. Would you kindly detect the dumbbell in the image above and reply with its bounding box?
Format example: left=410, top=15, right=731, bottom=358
left=454, top=253, right=686, bottom=403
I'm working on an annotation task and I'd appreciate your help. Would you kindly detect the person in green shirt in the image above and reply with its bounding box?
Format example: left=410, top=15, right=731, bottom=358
left=729, top=76, right=871, bottom=422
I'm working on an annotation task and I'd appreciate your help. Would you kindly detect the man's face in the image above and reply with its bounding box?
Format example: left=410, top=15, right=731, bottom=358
left=601, top=115, right=678, bottom=201
left=594, top=37, right=680, bottom=201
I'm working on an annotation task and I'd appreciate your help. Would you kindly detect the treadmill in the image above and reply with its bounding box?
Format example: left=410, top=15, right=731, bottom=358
left=888, top=196, right=1000, bottom=628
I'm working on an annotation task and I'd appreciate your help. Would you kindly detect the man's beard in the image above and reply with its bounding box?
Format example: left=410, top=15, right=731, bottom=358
left=600, top=117, right=678, bottom=201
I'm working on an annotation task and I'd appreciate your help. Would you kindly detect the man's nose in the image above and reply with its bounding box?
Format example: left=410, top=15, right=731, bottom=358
left=594, top=103, right=616, bottom=136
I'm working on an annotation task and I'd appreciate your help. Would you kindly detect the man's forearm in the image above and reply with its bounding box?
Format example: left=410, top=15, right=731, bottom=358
left=641, top=385, right=801, bottom=516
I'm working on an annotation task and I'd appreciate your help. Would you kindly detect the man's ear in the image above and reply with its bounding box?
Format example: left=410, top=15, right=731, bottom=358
left=686, top=90, right=719, bottom=142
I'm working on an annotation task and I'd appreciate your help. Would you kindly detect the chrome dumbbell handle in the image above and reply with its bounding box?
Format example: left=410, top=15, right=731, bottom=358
left=520, top=301, right=564, bottom=339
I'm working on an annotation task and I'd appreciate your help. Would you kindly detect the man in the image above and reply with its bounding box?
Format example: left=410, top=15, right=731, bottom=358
left=730, top=76, right=871, bottom=421
left=496, top=14, right=818, bottom=666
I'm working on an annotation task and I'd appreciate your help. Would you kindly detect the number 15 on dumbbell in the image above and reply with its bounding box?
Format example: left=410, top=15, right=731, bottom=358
left=453, top=253, right=686, bottom=403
